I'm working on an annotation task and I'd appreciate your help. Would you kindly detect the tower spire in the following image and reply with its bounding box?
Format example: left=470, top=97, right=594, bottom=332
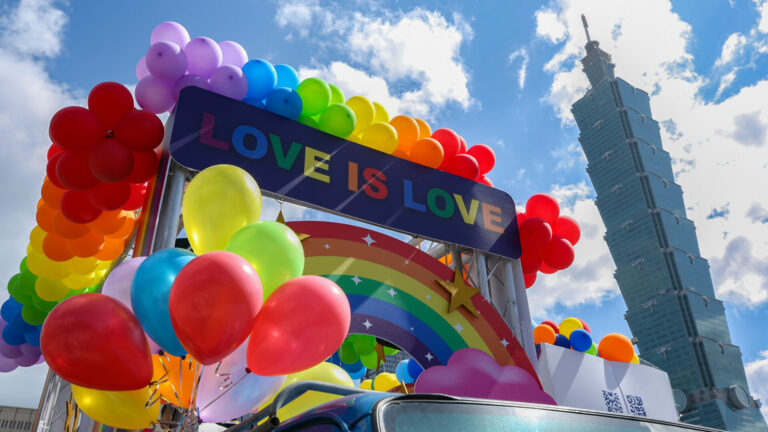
left=581, top=14, right=591, bottom=42
left=578, top=16, right=615, bottom=87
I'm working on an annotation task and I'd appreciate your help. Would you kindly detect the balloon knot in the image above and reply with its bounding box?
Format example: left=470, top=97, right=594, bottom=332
left=245, top=367, right=251, bottom=374
left=105, top=130, right=114, bottom=138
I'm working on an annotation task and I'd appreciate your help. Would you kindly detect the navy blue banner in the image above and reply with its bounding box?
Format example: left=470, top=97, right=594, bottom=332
left=169, top=87, right=521, bottom=259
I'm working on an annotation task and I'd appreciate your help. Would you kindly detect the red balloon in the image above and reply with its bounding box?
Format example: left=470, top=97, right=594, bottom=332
left=520, top=250, right=542, bottom=275
left=170, top=251, right=264, bottom=365
left=524, top=272, right=536, bottom=289
left=539, top=262, right=557, bottom=274
left=41, top=293, right=152, bottom=391
left=247, top=276, right=350, bottom=376
left=47, top=144, right=63, bottom=160
left=519, top=217, right=553, bottom=251
left=89, top=139, right=134, bottom=183
left=114, top=110, right=165, bottom=152
left=46, top=152, right=66, bottom=189
left=49, top=106, right=103, bottom=151
left=126, top=150, right=159, bottom=183
left=478, top=175, right=493, bottom=187
left=516, top=211, right=527, bottom=227
left=88, top=181, right=131, bottom=210
left=88, top=82, right=135, bottom=130
left=553, top=215, right=581, bottom=246
left=431, top=128, right=461, bottom=168
left=61, top=190, right=102, bottom=224
left=123, top=182, right=149, bottom=210
left=525, top=194, right=560, bottom=225
left=56, top=150, right=99, bottom=191
left=542, top=235, right=575, bottom=270
left=578, top=318, right=591, bottom=333
left=443, top=154, right=480, bottom=180
left=458, top=136, right=467, bottom=154
left=541, top=320, right=560, bottom=333
left=466, top=144, right=496, bottom=175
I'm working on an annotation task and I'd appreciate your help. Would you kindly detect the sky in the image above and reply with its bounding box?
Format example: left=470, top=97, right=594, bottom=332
left=0, top=0, right=767, bottom=422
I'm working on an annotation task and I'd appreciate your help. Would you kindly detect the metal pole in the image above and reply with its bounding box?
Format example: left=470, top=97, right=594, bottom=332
left=152, top=161, right=187, bottom=252
left=510, top=258, right=538, bottom=370
left=475, top=252, right=491, bottom=300
left=502, top=260, right=522, bottom=342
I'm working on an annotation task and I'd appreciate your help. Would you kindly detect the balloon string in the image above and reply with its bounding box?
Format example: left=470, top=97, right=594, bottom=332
left=160, top=353, right=183, bottom=407
left=214, top=361, right=232, bottom=389
left=198, top=369, right=249, bottom=412
left=188, top=362, right=203, bottom=414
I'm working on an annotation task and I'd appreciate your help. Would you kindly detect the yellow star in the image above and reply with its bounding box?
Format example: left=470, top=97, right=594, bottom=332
left=436, top=267, right=480, bottom=318
left=276, top=210, right=311, bottom=241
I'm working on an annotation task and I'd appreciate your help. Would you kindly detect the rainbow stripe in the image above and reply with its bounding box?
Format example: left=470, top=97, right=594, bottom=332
left=288, top=221, right=536, bottom=381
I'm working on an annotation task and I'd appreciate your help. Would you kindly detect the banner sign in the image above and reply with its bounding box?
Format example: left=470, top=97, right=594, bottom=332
left=169, top=87, right=521, bottom=259
left=537, top=344, right=678, bottom=422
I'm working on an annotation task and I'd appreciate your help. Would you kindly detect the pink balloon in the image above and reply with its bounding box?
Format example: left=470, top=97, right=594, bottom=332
left=209, top=65, right=249, bottom=101
left=145, top=41, right=187, bottom=81
left=151, top=21, right=190, bottom=48
left=136, top=75, right=175, bottom=113
left=184, top=37, right=222, bottom=78
left=219, top=41, right=248, bottom=68
left=136, top=57, right=150, bottom=81
left=247, top=276, right=350, bottom=376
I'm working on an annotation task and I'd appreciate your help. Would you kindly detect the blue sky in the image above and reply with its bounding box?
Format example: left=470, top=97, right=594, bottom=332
left=0, top=0, right=767, bottom=419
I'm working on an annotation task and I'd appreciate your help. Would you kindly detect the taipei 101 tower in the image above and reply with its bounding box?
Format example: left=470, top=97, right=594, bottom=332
left=570, top=15, right=768, bottom=432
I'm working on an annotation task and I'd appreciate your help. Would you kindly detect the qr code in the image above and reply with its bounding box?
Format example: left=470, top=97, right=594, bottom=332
left=602, top=390, right=624, bottom=413
left=626, top=394, right=647, bottom=417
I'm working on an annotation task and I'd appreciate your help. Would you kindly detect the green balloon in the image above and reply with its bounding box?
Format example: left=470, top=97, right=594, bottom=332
left=9, top=278, right=34, bottom=305
left=383, top=346, right=400, bottom=356
left=296, top=77, right=331, bottom=116
left=319, top=103, right=356, bottom=138
left=17, top=270, right=37, bottom=295
left=225, top=221, right=305, bottom=298
left=352, top=334, right=376, bottom=356
left=297, top=115, right=320, bottom=129
left=329, top=84, right=345, bottom=105
left=32, top=295, right=58, bottom=313
left=585, top=342, right=597, bottom=355
left=360, top=351, right=379, bottom=369
left=19, top=257, right=28, bottom=273
left=7, top=273, right=20, bottom=290
left=339, top=340, right=360, bottom=364
left=21, top=305, right=47, bottom=326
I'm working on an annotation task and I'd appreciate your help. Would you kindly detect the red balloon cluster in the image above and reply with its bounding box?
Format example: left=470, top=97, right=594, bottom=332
left=430, top=128, right=496, bottom=185
left=517, top=193, right=581, bottom=288
left=47, top=82, right=163, bottom=224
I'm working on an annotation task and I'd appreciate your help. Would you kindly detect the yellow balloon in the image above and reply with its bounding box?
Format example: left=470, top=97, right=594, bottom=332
left=261, top=362, right=353, bottom=421
left=35, top=277, right=70, bottom=301
left=345, top=96, right=374, bottom=138
left=61, top=272, right=97, bottom=290
left=72, top=385, right=160, bottom=430
left=360, top=379, right=373, bottom=390
left=373, top=372, right=399, bottom=392
left=29, top=226, right=46, bottom=252
left=25, top=247, right=69, bottom=280
left=559, top=317, right=583, bottom=338
left=64, top=256, right=99, bottom=275
left=362, top=122, right=398, bottom=154
left=630, top=353, right=640, bottom=364
left=372, top=102, right=389, bottom=123
left=182, top=164, right=263, bottom=254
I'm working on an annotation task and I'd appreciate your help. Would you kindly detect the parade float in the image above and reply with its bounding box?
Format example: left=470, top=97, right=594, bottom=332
left=0, top=22, right=681, bottom=431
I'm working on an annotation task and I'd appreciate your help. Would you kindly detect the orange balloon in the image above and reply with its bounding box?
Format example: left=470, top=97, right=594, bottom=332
left=53, top=211, right=90, bottom=239
left=36, top=200, right=57, bottom=233
left=533, top=324, right=557, bottom=345
left=88, top=210, right=125, bottom=235
left=414, top=118, right=432, bottom=140
left=41, top=178, right=65, bottom=210
left=151, top=354, right=199, bottom=409
left=390, top=115, right=420, bottom=154
left=94, top=237, right=125, bottom=261
left=408, top=138, right=444, bottom=168
left=43, top=232, right=74, bottom=262
left=598, top=333, right=635, bottom=362
left=67, top=230, right=105, bottom=258
left=107, top=212, right=136, bottom=239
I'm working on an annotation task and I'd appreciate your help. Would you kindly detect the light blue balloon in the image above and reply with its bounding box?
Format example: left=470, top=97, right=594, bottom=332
left=274, top=64, right=299, bottom=90
left=348, top=365, right=367, bottom=380
left=242, top=59, right=276, bottom=100
left=265, top=87, right=303, bottom=120
left=131, top=248, right=195, bottom=356
left=395, top=359, right=413, bottom=384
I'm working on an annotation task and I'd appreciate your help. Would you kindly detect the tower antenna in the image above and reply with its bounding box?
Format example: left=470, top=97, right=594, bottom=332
left=581, top=14, right=592, bottom=42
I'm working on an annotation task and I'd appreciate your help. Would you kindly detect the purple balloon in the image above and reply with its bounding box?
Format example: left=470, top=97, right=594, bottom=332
left=102, top=257, right=146, bottom=309
left=15, top=351, right=41, bottom=367
left=151, top=21, right=190, bottom=48
left=172, top=74, right=210, bottom=101
left=0, top=356, right=18, bottom=373
left=184, top=37, right=222, bottom=78
left=136, top=57, right=150, bottom=81
left=209, top=65, right=249, bottom=100
left=20, top=344, right=41, bottom=358
left=0, top=339, right=22, bottom=359
left=136, top=75, right=175, bottom=113
left=197, top=340, right=285, bottom=423
left=146, top=42, right=187, bottom=81
left=219, top=41, right=248, bottom=68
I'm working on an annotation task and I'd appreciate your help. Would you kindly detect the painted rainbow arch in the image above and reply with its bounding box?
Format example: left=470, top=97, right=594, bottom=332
left=287, top=220, right=537, bottom=381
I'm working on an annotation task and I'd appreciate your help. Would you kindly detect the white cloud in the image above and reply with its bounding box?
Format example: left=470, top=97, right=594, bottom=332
left=757, top=0, right=768, bottom=33
left=745, top=351, right=768, bottom=422
left=275, top=2, right=473, bottom=118
left=508, top=48, right=529, bottom=90
left=537, top=0, right=768, bottom=309
left=715, top=32, right=748, bottom=66
left=535, top=9, right=567, bottom=43
left=0, top=0, right=67, bottom=58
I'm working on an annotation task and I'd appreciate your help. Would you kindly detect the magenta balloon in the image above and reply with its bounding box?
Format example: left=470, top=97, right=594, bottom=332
left=0, top=356, right=18, bottom=373
left=151, top=21, right=190, bottom=48
left=145, top=41, right=187, bottom=81
left=197, top=340, right=285, bottom=423
left=219, top=41, right=248, bottom=68
left=172, top=74, right=210, bottom=101
left=136, top=57, right=150, bottom=81
left=210, top=65, right=249, bottom=100
left=136, top=75, right=175, bottom=113
left=184, top=37, right=222, bottom=78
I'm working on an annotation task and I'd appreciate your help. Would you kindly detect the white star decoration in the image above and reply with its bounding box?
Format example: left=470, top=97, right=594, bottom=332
left=324, top=243, right=330, bottom=250
left=454, top=323, right=464, bottom=333
left=362, top=234, right=375, bottom=246
left=500, top=338, right=509, bottom=347
left=404, top=260, right=409, bottom=264
left=362, top=320, right=373, bottom=329
left=425, top=352, right=434, bottom=362
left=425, top=294, right=431, bottom=300
left=387, top=287, right=397, bottom=297
left=351, top=276, right=362, bottom=285
left=410, top=327, right=415, bottom=331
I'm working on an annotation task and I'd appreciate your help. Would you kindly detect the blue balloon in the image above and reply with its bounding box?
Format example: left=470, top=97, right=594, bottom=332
left=348, top=366, right=367, bottom=380
left=8, top=310, right=34, bottom=334
left=554, top=333, right=571, bottom=349
left=265, top=87, right=303, bottom=120
left=274, top=64, right=300, bottom=90
left=326, top=351, right=341, bottom=365
left=242, top=59, right=277, bottom=100
left=24, top=326, right=41, bottom=347
left=2, top=323, right=25, bottom=346
left=131, top=248, right=195, bottom=356
left=1, top=298, right=22, bottom=322
left=569, top=329, right=593, bottom=352
left=395, top=360, right=413, bottom=384
left=342, top=360, right=367, bottom=379
left=407, top=358, right=423, bottom=380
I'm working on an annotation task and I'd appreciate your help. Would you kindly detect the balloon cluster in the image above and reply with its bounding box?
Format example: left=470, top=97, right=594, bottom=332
left=517, top=193, right=581, bottom=288
left=533, top=318, right=638, bottom=364
left=395, top=358, right=423, bottom=385
left=336, top=334, right=399, bottom=376
left=38, top=165, right=352, bottom=428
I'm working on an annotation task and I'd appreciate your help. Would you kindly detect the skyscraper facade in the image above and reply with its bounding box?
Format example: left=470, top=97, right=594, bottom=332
left=571, top=18, right=767, bottom=431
